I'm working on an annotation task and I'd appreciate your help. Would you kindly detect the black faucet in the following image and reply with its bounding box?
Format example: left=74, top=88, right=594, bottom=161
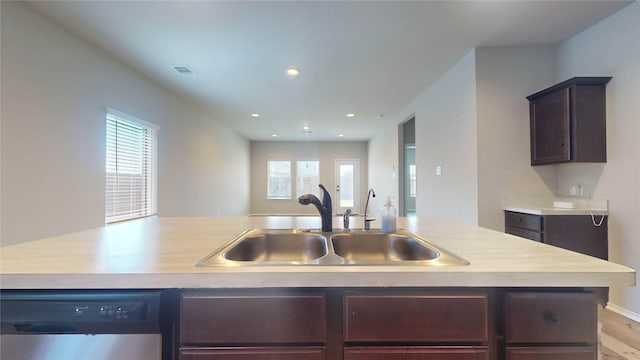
left=298, top=184, right=333, bottom=232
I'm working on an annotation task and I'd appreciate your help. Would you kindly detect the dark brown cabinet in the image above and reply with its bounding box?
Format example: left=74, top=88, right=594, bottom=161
left=176, top=288, right=598, bottom=360
left=504, top=292, right=597, bottom=360
left=179, top=347, right=326, bottom=360
left=178, top=290, right=327, bottom=360
left=342, top=290, right=490, bottom=359
left=343, top=291, right=488, bottom=343
left=344, top=346, right=489, bottom=359
left=505, top=346, right=597, bottom=360
left=504, top=211, right=608, bottom=260
left=527, top=77, right=611, bottom=165
left=504, top=211, right=609, bottom=305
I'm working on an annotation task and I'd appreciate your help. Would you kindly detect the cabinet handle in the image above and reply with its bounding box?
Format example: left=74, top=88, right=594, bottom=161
left=543, top=310, right=560, bottom=324
left=560, top=143, right=565, bottom=148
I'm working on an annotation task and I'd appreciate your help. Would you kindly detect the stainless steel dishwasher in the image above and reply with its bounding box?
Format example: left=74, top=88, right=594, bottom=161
left=1, top=290, right=170, bottom=360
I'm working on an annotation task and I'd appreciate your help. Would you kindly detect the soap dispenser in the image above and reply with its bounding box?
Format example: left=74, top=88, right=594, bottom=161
left=380, top=196, right=397, bottom=233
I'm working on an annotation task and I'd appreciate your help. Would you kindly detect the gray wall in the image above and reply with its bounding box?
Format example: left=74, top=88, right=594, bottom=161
left=1, top=2, right=250, bottom=245
left=554, top=1, right=640, bottom=318
left=250, top=141, right=368, bottom=215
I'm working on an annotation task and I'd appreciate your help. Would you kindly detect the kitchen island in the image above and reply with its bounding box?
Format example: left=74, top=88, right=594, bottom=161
left=1, top=216, right=635, bottom=360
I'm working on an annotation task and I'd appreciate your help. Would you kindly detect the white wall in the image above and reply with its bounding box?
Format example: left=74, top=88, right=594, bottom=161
left=369, top=51, right=479, bottom=225
left=475, top=47, right=558, bottom=231
left=367, top=121, right=399, bottom=211
left=1, top=1, right=250, bottom=246
left=250, top=141, right=368, bottom=215
left=554, top=1, right=640, bottom=316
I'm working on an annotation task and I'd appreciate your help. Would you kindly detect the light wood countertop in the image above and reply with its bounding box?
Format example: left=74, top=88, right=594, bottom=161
left=0, top=216, right=635, bottom=289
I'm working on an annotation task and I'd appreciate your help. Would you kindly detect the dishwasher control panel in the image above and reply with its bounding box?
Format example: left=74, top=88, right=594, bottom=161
left=0, top=290, right=162, bottom=334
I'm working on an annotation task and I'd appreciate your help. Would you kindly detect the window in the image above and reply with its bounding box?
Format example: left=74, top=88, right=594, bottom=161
left=105, top=109, right=158, bottom=223
left=409, top=164, right=417, bottom=197
left=267, top=160, right=291, bottom=199
left=296, top=160, right=320, bottom=197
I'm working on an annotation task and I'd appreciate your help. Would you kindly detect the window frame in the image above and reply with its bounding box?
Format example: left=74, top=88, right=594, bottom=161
left=266, top=160, right=292, bottom=200
left=105, top=108, right=158, bottom=223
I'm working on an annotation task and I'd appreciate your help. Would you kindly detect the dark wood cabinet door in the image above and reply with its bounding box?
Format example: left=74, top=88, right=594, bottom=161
left=179, top=346, right=326, bottom=360
left=527, top=77, right=610, bottom=165
left=180, top=291, right=326, bottom=345
left=505, top=292, right=597, bottom=344
left=543, top=215, right=608, bottom=260
left=344, top=346, right=489, bottom=360
left=530, top=88, right=571, bottom=165
left=344, top=291, right=488, bottom=343
left=506, top=346, right=596, bottom=360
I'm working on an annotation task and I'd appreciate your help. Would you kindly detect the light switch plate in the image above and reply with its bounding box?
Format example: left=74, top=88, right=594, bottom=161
left=436, top=165, right=442, bottom=176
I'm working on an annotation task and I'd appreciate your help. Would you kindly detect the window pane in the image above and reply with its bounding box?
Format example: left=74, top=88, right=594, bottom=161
left=409, top=164, right=417, bottom=197
left=339, top=164, right=354, bottom=208
left=297, top=161, right=319, bottom=197
left=267, top=160, right=291, bottom=199
left=105, top=111, right=157, bottom=223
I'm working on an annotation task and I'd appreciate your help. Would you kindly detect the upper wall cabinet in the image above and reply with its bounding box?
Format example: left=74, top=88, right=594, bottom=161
left=527, top=77, right=611, bottom=166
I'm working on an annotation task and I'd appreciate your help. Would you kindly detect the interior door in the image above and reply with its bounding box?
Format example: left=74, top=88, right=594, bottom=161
left=335, top=159, right=360, bottom=215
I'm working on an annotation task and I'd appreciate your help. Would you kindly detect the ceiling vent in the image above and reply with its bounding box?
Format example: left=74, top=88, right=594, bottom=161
left=171, top=65, right=196, bottom=76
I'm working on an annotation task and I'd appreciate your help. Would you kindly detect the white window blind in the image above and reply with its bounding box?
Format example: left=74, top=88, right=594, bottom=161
left=267, top=160, right=291, bottom=199
left=105, top=110, right=158, bottom=223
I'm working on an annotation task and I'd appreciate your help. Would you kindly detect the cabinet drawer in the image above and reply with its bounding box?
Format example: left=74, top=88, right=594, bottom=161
left=180, top=291, right=326, bottom=344
left=180, top=346, right=326, bottom=360
left=505, top=226, right=542, bottom=242
left=345, top=346, right=489, bottom=360
left=506, top=346, right=596, bottom=360
left=344, top=291, right=488, bottom=343
left=505, top=212, right=542, bottom=232
left=505, top=292, right=596, bottom=344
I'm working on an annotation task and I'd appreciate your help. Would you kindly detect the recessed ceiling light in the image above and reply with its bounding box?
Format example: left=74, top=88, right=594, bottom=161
left=346, top=113, right=355, bottom=118
left=287, top=67, right=300, bottom=77
left=271, top=134, right=278, bottom=137
left=339, top=134, right=344, bottom=137
left=250, top=113, right=260, bottom=118
left=303, top=126, right=310, bottom=130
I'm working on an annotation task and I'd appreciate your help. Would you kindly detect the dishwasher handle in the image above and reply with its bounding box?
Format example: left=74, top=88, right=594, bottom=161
left=15, top=323, right=77, bottom=333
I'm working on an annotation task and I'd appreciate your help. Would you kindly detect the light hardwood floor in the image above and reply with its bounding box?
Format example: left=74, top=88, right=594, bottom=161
left=599, top=307, right=640, bottom=360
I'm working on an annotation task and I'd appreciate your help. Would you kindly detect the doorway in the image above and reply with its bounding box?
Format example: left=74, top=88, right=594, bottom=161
left=398, top=117, right=416, bottom=217
left=334, top=159, right=360, bottom=215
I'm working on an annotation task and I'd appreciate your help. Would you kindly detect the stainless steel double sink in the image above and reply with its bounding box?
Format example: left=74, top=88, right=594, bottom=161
left=196, top=228, right=469, bottom=266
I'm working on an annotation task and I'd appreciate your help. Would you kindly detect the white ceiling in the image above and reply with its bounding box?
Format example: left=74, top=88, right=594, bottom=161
left=26, top=0, right=632, bottom=141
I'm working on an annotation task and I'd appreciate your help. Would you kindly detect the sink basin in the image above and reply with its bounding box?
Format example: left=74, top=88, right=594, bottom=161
left=197, top=229, right=328, bottom=266
left=331, top=233, right=438, bottom=262
left=197, top=228, right=468, bottom=267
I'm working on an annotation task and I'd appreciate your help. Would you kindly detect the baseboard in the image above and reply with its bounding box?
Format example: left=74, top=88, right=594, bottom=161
left=607, top=303, right=640, bottom=323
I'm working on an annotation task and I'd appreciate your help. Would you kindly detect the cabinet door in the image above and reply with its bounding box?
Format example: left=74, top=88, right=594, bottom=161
left=180, top=346, right=325, bottom=360
left=345, top=346, right=488, bottom=360
left=344, top=291, right=488, bottom=343
left=505, top=292, right=596, bottom=344
left=506, top=346, right=596, bottom=360
left=543, top=215, right=608, bottom=260
left=180, top=291, right=326, bottom=344
left=530, top=88, right=571, bottom=165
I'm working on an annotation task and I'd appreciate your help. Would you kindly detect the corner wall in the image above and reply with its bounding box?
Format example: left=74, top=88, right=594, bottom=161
left=369, top=50, right=479, bottom=225
left=1, top=2, right=250, bottom=245
left=475, top=47, right=558, bottom=231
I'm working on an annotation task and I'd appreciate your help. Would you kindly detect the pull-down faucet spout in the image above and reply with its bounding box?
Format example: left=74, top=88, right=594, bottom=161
left=364, top=188, right=376, bottom=230
left=298, top=184, right=333, bottom=232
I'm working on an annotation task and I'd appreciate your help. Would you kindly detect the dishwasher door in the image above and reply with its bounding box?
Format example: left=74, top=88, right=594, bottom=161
left=0, top=290, right=165, bottom=360
left=0, top=333, right=161, bottom=360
